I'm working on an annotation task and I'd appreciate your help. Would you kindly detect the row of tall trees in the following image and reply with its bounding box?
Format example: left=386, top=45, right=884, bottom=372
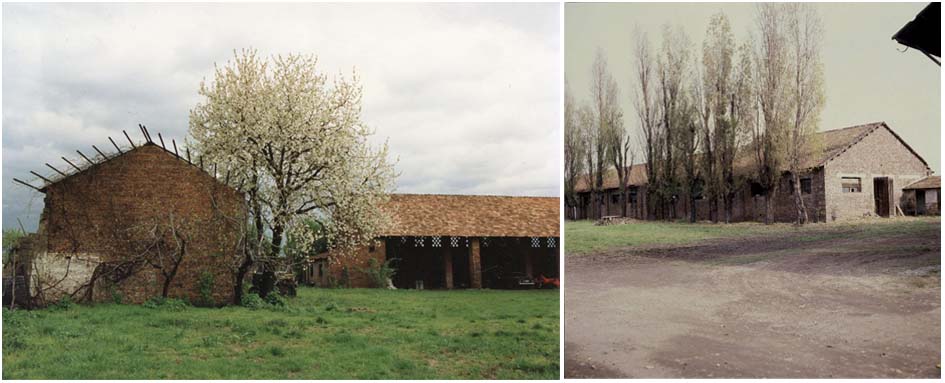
left=564, top=3, right=825, bottom=225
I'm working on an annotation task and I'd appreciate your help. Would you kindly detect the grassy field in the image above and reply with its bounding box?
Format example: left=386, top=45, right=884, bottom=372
left=565, top=216, right=940, bottom=255
left=2, top=288, right=559, bottom=379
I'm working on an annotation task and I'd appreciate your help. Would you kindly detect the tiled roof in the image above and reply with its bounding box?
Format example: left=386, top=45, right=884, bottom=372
left=381, top=194, right=560, bottom=238
left=904, top=176, right=940, bottom=190
left=575, top=122, right=928, bottom=192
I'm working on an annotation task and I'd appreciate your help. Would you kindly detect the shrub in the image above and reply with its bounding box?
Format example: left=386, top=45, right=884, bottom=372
left=198, top=270, right=215, bottom=306
left=240, top=293, right=266, bottom=309
left=50, top=295, right=74, bottom=311
left=265, top=292, right=287, bottom=307
left=359, top=258, right=397, bottom=288
left=143, top=296, right=190, bottom=311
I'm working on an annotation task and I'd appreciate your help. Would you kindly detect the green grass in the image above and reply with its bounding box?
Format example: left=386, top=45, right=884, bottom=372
left=565, top=216, right=940, bottom=255
left=2, top=288, right=559, bottom=379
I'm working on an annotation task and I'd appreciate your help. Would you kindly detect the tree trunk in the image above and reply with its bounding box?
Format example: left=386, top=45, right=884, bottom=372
left=233, top=256, right=253, bottom=304
left=792, top=172, right=808, bottom=225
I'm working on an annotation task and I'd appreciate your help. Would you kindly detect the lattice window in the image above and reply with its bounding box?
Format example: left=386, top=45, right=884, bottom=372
left=482, top=237, right=490, bottom=248
left=531, top=237, right=540, bottom=248
left=414, top=237, right=425, bottom=247
left=400, top=237, right=407, bottom=245
left=432, top=236, right=442, bottom=247
left=450, top=236, right=459, bottom=248
left=547, top=237, right=556, bottom=248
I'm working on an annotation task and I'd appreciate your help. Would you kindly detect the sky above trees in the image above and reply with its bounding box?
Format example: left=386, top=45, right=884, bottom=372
left=566, top=2, right=940, bottom=173
left=2, top=3, right=561, bottom=230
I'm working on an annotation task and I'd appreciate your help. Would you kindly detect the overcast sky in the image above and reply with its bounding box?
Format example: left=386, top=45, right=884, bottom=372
left=2, top=3, right=561, bottom=230
left=566, top=2, right=940, bottom=172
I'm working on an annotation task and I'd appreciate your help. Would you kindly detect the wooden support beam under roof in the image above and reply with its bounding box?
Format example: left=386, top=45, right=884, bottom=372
left=12, top=178, right=41, bottom=191
left=29, top=171, right=52, bottom=184
left=45, top=163, right=67, bottom=177
left=62, top=157, right=82, bottom=172
left=108, top=137, right=123, bottom=154
left=92, top=145, right=108, bottom=159
left=123, top=130, right=136, bottom=148
left=76, top=150, right=95, bottom=166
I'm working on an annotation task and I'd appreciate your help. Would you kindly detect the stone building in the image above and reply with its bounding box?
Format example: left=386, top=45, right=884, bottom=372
left=902, top=176, right=941, bottom=215
left=569, top=122, right=933, bottom=222
left=303, top=194, right=560, bottom=289
left=11, top=136, right=246, bottom=306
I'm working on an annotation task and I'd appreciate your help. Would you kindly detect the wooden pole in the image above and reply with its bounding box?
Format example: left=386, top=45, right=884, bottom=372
left=45, top=163, right=67, bottom=177
left=108, top=137, right=123, bottom=154
left=225, top=169, right=231, bottom=184
left=92, top=145, right=108, bottom=159
left=186, top=148, right=192, bottom=164
left=140, top=124, right=152, bottom=143
left=62, top=157, right=82, bottom=172
left=12, top=178, right=41, bottom=191
left=123, top=130, right=136, bottom=148
left=77, top=150, right=95, bottom=165
left=199, top=155, right=204, bottom=170
left=158, top=133, right=166, bottom=150
left=29, top=171, right=53, bottom=184
left=172, top=139, right=179, bottom=158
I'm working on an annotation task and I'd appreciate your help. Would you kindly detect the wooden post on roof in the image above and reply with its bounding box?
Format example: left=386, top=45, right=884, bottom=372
left=12, top=178, right=41, bottom=191
left=140, top=124, right=152, bottom=143
left=45, top=163, right=67, bottom=177
left=444, top=249, right=454, bottom=289
left=29, top=171, right=53, bottom=184
left=123, top=130, right=136, bottom=148
left=172, top=139, right=180, bottom=158
left=92, top=145, right=108, bottom=159
left=158, top=133, right=166, bottom=150
left=77, top=150, right=95, bottom=165
left=469, top=238, right=482, bottom=288
left=108, top=137, right=123, bottom=154
left=62, top=157, right=82, bottom=172
left=186, top=148, right=192, bottom=163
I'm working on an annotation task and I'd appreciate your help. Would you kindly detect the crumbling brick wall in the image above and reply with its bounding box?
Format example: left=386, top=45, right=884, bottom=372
left=37, top=143, right=246, bottom=305
left=325, top=241, right=387, bottom=288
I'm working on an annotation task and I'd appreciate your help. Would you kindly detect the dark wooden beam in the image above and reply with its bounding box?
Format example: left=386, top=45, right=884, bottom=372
left=186, top=148, right=192, bottom=164
left=140, top=124, right=153, bottom=143
left=92, top=145, right=108, bottom=159
left=212, top=163, right=217, bottom=178
left=172, top=139, right=179, bottom=158
left=61, top=157, right=82, bottom=172
left=29, top=171, right=53, bottom=184
left=224, top=169, right=231, bottom=184
left=158, top=133, right=166, bottom=150
left=199, top=155, right=204, bottom=170
left=12, top=178, right=41, bottom=191
left=108, top=137, right=123, bottom=154
left=76, top=150, right=95, bottom=165
left=45, top=163, right=67, bottom=177
left=123, top=130, right=136, bottom=148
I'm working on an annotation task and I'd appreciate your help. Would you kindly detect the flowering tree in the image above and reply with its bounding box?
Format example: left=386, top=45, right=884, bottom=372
left=189, top=49, right=396, bottom=299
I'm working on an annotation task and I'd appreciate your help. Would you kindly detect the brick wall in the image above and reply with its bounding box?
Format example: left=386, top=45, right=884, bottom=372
left=39, top=144, right=246, bottom=305
left=326, top=240, right=387, bottom=288
left=823, top=127, right=930, bottom=221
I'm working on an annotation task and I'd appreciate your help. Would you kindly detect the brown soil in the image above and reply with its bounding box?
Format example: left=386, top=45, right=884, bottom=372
left=565, top=222, right=941, bottom=378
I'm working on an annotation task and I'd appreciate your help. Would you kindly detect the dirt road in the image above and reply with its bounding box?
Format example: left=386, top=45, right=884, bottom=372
left=565, top=221, right=941, bottom=378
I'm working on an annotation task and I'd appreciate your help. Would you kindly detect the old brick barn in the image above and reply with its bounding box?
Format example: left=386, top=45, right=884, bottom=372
left=568, top=122, right=935, bottom=222
left=9, top=130, right=246, bottom=306
left=302, top=194, right=560, bottom=289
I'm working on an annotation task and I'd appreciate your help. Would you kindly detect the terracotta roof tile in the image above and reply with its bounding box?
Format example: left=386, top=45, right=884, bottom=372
left=904, top=176, right=940, bottom=190
left=381, top=194, right=559, bottom=238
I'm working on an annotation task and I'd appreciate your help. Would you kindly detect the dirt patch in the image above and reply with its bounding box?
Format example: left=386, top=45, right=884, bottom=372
left=565, top=221, right=941, bottom=378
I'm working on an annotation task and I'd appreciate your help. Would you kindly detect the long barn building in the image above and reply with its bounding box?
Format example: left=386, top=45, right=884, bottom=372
left=305, top=194, right=560, bottom=289
left=568, top=122, right=934, bottom=222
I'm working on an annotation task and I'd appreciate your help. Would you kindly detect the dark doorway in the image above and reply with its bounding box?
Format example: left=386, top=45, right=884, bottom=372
left=873, top=177, right=894, bottom=217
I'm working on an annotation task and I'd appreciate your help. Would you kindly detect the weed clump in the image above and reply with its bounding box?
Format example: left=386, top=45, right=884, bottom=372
left=143, top=296, right=190, bottom=311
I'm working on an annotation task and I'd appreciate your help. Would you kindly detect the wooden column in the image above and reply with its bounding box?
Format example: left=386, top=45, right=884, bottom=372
left=524, top=252, right=534, bottom=277
left=444, top=252, right=454, bottom=289
left=469, top=238, right=482, bottom=288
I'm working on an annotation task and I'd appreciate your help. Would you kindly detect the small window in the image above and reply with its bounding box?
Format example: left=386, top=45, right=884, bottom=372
left=800, top=178, right=812, bottom=194
left=841, top=177, right=861, bottom=193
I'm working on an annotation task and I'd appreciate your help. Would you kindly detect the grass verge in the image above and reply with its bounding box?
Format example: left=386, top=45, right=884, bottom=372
left=2, top=288, right=559, bottom=379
